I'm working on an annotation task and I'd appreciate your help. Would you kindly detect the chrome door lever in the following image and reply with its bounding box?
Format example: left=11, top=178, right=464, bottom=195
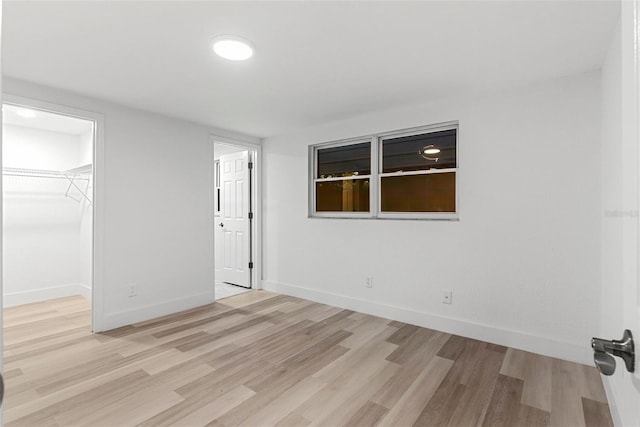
left=592, top=329, right=635, bottom=375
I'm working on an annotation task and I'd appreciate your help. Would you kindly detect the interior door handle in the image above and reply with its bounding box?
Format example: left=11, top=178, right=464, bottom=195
left=592, top=329, right=635, bottom=375
left=218, top=222, right=224, bottom=228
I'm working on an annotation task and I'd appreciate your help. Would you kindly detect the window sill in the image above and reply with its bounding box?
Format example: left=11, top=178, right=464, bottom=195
left=309, top=212, right=459, bottom=221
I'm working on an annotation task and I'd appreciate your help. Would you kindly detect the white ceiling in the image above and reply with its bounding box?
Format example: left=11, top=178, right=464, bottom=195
left=3, top=104, right=94, bottom=135
left=3, top=1, right=620, bottom=139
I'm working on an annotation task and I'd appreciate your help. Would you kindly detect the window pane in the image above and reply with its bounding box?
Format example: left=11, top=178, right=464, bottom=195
left=382, top=129, right=456, bottom=173
left=381, top=173, right=455, bottom=212
left=317, top=142, right=371, bottom=178
left=316, top=179, right=370, bottom=212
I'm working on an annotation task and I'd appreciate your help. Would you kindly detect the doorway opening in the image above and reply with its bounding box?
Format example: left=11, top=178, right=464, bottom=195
left=213, top=140, right=258, bottom=300
left=2, top=102, right=95, bottom=328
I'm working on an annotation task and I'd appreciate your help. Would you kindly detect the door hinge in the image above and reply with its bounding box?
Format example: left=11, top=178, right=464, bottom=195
left=248, top=162, right=253, bottom=170
left=248, top=262, right=254, bottom=269
left=248, top=212, right=253, bottom=219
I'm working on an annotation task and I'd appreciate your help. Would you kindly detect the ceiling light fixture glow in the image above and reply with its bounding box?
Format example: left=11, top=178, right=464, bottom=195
left=16, top=108, right=37, bottom=119
left=211, top=35, right=254, bottom=61
left=419, top=144, right=440, bottom=161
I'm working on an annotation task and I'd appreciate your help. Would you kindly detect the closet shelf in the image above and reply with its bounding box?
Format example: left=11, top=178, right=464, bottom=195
left=65, top=164, right=93, bottom=175
left=2, top=164, right=93, bottom=204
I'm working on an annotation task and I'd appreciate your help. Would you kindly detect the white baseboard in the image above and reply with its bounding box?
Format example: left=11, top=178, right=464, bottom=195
left=98, top=291, right=215, bottom=332
left=4, top=283, right=91, bottom=307
left=77, top=283, right=92, bottom=300
left=263, top=280, right=592, bottom=366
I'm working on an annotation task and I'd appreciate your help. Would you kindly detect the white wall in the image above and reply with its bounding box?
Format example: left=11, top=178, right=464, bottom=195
left=79, top=128, right=93, bottom=166
left=3, top=124, right=91, bottom=305
left=600, top=3, right=640, bottom=426
left=263, top=72, right=602, bottom=365
left=3, top=77, right=260, bottom=330
left=3, top=125, right=82, bottom=169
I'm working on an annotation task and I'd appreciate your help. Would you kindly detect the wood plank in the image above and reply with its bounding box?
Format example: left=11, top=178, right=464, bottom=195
left=312, top=327, right=397, bottom=384
left=343, top=401, right=388, bottom=427
left=387, top=320, right=405, bottom=328
left=7, top=369, right=152, bottom=426
left=582, top=397, right=614, bottom=427
left=300, top=348, right=399, bottom=425
left=482, top=374, right=550, bottom=427
left=245, top=330, right=353, bottom=393
left=217, top=344, right=351, bottom=426
left=413, top=381, right=466, bottom=426
left=377, top=356, right=453, bottom=426
left=276, top=412, right=311, bottom=427
left=238, top=376, right=325, bottom=426
left=172, top=386, right=256, bottom=427
left=372, top=332, right=450, bottom=409
left=551, top=358, right=587, bottom=427
left=218, top=290, right=279, bottom=308
left=436, top=334, right=469, bottom=361
left=445, top=345, right=506, bottom=426
left=385, top=323, right=419, bottom=345
left=500, top=348, right=552, bottom=412
left=578, top=364, right=609, bottom=403
left=55, top=357, right=214, bottom=426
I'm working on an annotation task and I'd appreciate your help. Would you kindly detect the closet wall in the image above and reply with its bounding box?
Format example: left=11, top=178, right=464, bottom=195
left=3, top=122, right=93, bottom=307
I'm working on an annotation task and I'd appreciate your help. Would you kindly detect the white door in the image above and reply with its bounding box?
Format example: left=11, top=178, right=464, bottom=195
left=601, top=2, right=640, bottom=425
left=626, top=0, right=640, bottom=412
left=631, top=0, right=640, bottom=404
left=218, top=151, right=251, bottom=288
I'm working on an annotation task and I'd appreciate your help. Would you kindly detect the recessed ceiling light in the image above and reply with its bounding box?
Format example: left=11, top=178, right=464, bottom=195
left=211, top=35, right=254, bottom=61
left=16, top=108, right=37, bottom=119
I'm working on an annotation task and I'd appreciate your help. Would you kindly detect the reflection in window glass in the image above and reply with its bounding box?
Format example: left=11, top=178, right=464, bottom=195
left=381, top=173, right=455, bottom=212
left=382, top=129, right=456, bottom=173
left=317, top=142, right=371, bottom=178
left=316, top=179, right=370, bottom=212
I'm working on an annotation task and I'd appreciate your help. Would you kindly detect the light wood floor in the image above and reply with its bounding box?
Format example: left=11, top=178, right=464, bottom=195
left=3, top=292, right=613, bottom=427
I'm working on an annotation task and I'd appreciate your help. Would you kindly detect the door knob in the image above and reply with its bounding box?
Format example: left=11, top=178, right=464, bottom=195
left=591, top=329, right=635, bottom=375
left=218, top=222, right=224, bottom=228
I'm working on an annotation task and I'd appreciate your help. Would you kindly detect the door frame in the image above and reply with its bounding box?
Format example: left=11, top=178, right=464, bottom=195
left=2, top=94, right=106, bottom=332
left=210, top=135, right=262, bottom=292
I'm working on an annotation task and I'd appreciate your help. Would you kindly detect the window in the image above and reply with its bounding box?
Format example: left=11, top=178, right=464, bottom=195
left=313, top=140, right=371, bottom=214
left=309, top=122, right=458, bottom=219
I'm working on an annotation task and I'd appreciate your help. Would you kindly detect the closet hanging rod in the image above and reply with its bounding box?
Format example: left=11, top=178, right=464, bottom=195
left=2, top=166, right=91, bottom=181
left=65, top=164, right=93, bottom=175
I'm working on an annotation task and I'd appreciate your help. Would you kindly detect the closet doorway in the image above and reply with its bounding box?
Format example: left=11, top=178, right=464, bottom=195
left=213, top=140, right=258, bottom=300
left=2, top=102, right=96, bottom=328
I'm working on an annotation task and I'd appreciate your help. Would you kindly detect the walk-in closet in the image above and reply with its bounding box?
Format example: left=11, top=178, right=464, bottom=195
left=2, top=104, right=94, bottom=310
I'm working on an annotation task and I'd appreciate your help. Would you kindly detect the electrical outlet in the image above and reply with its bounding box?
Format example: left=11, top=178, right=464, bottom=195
left=442, top=290, right=452, bottom=304
left=128, top=284, right=138, bottom=298
left=365, top=277, right=373, bottom=288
